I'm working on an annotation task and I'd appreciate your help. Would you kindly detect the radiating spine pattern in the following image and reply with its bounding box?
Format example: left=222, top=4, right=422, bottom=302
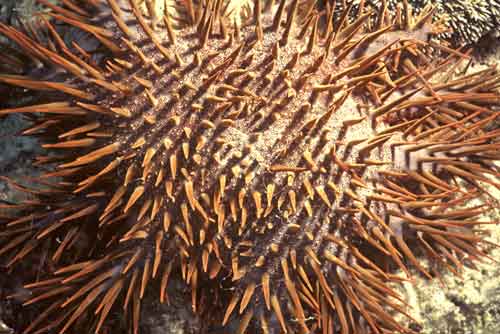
left=0, top=0, right=499, bottom=334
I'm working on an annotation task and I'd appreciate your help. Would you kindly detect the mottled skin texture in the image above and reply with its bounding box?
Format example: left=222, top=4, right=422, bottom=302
left=0, top=1, right=499, bottom=334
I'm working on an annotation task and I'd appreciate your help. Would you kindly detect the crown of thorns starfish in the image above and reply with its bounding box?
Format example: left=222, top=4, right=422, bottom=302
left=0, top=0, right=499, bottom=334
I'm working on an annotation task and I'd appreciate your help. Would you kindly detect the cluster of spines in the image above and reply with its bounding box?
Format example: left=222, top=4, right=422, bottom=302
left=0, top=0, right=499, bottom=334
left=331, top=0, right=500, bottom=45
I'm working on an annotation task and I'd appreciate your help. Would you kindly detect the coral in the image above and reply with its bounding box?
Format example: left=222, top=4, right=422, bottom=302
left=438, top=0, right=500, bottom=44
left=0, top=1, right=499, bottom=334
